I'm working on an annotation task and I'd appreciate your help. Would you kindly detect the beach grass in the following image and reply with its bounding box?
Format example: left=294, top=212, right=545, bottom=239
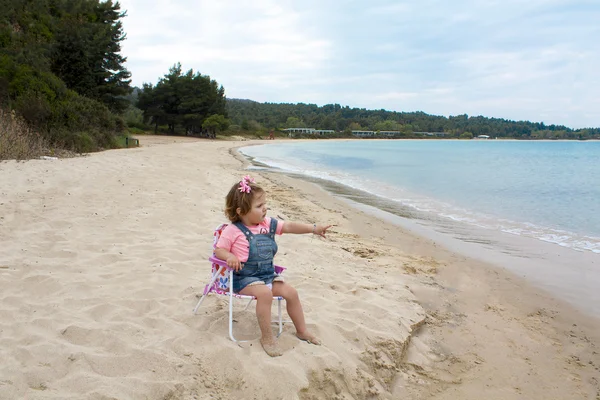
left=0, top=108, right=47, bottom=161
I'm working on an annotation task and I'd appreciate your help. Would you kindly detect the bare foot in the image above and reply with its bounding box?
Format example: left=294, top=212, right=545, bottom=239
left=260, top=339, right=283, bottom=357
left=296, top=331, right=321, bottom=345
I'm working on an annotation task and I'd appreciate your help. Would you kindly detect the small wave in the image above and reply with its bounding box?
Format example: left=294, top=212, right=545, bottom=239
left=500, top=226, right=600, bottom=253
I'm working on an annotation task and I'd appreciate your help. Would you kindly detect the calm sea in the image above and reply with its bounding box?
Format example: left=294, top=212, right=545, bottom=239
left=240, top=140, right=600, bottom=316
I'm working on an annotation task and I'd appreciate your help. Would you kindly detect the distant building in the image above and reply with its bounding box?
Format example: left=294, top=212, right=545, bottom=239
left=282, top=128, right=315, bottom=135
left=476, top=135, right=490, bottom=139
left=313, top=129, right=335, bottom=135
left=282, top=128, right=336, bottom=137
left=379, top=131, right=401, bottom=137
left=352, top=130, right=375, bottom=137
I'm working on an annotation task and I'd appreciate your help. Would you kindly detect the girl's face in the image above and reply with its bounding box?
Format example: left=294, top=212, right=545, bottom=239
left=241, top=192, right=267, bottom=225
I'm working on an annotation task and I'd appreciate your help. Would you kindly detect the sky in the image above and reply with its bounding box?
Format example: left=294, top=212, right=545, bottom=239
left=118, top=0, right=600, bottom=129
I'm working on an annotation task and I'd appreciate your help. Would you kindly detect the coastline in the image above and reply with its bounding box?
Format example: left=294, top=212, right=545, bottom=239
left=0, top=136, right=598, bottom=399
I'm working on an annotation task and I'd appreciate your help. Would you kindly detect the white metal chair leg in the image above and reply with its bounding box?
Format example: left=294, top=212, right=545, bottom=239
left=228, top=270, right=242, bottom=343
left=277, top=298, right=283, bottom=337
left=193, top=266, right=226, bottom=314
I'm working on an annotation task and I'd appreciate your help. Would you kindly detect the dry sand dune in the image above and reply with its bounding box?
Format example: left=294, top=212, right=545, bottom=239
left=0, top=136, right=598, bottom=399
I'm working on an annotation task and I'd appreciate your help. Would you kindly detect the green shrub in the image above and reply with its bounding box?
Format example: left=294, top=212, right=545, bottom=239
left=115, top=116, right=126, bottom=132
left=68, top=131, right=95, bottom=153
left=9, top=65, right=62, bottom=102
left=48, top=93, right=119, bottom=151
left=126, top=126, right=146, bottom=134
left=14, top=92, right=52, bottom=128
left=123, top=105, right=145, bottom=127
left=0, top=59, right=122, bottom=153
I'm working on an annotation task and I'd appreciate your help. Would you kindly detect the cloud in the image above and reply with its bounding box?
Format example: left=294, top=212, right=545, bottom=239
left=118, top=0, right=600, bottom=128
left=120, top=0, right=332, bottom=85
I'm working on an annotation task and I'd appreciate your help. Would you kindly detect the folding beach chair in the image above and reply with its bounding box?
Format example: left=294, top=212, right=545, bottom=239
left=193, top=223, right=287, bottom=343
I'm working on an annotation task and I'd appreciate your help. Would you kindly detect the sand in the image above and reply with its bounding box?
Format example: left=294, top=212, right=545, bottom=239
left=0, top=136, right=599, bottom=399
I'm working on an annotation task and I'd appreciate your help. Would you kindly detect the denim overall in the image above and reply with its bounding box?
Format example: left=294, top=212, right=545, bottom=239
left=232, top=218, right=279, bottom=293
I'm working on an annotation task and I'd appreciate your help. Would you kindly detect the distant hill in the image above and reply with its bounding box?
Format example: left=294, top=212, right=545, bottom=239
left=226, top=98, right=599, bottom=140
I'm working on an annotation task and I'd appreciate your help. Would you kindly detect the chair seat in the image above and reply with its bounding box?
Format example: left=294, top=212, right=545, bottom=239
left=210, top=286, right=283, bottom=300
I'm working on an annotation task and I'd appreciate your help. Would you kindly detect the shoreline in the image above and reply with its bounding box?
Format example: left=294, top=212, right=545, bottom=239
left=1, top=136, right=598, bottom=399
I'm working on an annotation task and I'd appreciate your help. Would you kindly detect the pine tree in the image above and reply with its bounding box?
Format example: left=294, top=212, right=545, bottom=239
left=51, top=0, right=131, bottom=113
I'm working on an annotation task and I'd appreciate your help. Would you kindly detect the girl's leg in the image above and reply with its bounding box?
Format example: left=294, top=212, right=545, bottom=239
left=272, top=282, right=321, bottom=345
left=239, top=284, right=282, bottom=357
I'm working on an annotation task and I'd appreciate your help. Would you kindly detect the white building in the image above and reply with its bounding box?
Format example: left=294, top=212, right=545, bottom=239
left=282, top=128, right=336, bottom=137
left=379, top=131, right=401, bottom=137
left=313, top=129, right=335, bottom=135
left=282, top=128, right=315, bottom=134
left=352, top=130, right=375, bottom=137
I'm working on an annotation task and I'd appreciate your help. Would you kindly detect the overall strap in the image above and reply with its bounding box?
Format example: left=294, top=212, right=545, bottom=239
left=269, top=218, right=278, bottom=238
left=233, top=221, right=253, bottom=241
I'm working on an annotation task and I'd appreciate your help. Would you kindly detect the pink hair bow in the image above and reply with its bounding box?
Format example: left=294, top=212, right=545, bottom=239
left=238, top=175, right=255, bottom=193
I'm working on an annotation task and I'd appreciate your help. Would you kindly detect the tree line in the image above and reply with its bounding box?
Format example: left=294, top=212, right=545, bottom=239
left=226, top=99, right=600, bottom=140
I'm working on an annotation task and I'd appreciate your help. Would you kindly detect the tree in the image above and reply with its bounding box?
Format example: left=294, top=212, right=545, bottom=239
left=285, top=116, right=305, bottom=128
left=137, top=63, right=227, bottom=135
left=50, top=0, right=131, bottom=113
left=374, top=119, right=399, bottom=131
left=348, top=122, right=362, bottom=130
left=202, top=114, right=229, bottom=137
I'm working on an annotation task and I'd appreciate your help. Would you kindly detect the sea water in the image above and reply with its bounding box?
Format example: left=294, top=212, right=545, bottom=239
left=240, top=140, right=600, bottom=316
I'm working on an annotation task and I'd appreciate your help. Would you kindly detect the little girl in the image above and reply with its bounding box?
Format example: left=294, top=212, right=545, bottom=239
left=215, top=176, right=331, bottom=357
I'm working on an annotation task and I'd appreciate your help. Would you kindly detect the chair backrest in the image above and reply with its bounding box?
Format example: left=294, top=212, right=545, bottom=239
left=210, top=223, right=230, bottom=292
left=212, top=223, right=228, bottom=253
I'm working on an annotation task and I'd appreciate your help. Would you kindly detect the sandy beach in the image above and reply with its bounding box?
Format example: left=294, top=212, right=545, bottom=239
left=1, top=136, right=599, bottom=399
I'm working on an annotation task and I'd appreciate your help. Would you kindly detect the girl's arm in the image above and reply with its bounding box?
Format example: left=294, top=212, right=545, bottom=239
left=214, top=248, right=243, bottom=271
left=282, top=221, right=332, bottom=238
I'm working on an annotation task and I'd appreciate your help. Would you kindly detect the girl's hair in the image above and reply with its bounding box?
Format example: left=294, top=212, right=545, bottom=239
left=224, top=181, right=265, bottom=222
